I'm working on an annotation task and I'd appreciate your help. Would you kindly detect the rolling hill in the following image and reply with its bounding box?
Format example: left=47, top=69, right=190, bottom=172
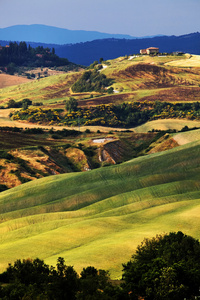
left=0, top=138, right=200, bottom=278
left=1, top=53, right=200, bottom=107
left=0, top=50, right=200, bottom=279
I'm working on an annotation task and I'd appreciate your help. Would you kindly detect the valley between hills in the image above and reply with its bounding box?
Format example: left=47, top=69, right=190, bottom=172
left=0, top=52, right=200, bottom=278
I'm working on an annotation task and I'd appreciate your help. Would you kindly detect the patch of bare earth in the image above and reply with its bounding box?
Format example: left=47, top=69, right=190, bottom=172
left=139, top=87, right=200, bottom=102
left=148, top=136, right=179, bottom=154
left=99, top=140, right=123, bottom=164
left=0, top=159, right=21, bottom=188
left=113, top=64, right=179, bottom=89
left=65, top=148, right=90, bottom=171
left=0, top=74, right=30, bottom=88
left=78, top=93, right=135, bottom=106
left=42, top=73, right=82, bottom=99
left=113, top=64, right=200, bottom=91
left=10, top=149, right=64, bottom=176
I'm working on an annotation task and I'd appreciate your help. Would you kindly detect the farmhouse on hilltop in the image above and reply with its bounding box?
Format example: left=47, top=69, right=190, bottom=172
left=140, top=47, right=159, bottom=55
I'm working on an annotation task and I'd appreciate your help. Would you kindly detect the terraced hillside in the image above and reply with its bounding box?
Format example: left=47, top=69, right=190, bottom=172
left=0, top=140, right=200, bottom=278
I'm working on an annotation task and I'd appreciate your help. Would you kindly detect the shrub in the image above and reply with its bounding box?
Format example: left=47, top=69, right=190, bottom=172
left=85, top=129, right=91, bottom=133
left=51, top=134, right=61, bottom=139
left=65, top=97, right=78, bottom=112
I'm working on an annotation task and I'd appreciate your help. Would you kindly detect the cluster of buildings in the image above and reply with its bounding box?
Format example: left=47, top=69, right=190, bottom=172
left=140, top=47, right=159, bottom=55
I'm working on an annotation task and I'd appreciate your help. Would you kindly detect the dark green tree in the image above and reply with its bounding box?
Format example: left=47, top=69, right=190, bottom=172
left=65, top=97, right=78, bottom=112
left=49, top=257, right=79, bottom=300
left=22, top=98, right=32, bottom=110
left=7, top=62, right=16, bottom=75
left=4, top=258, right=50, bottom=286
left=7, top=99, right=17, bottom=108
left=122, top=231, right=200, bottom=300
left=78, top=266, right=114, bottom=300
left=107, top=87, right=114, bottom=94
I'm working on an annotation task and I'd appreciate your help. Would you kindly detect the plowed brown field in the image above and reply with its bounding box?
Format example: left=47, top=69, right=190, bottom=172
left=0, top=74, right=30, bottom=88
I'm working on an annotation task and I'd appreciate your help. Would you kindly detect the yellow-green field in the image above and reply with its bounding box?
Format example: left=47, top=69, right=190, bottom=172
left=165, top=54, right=200, bottom=67
left=1, top=139, right=200, bottom=278
left=0, top=71, right=82, bottom=105
left=173, top=128, right=200, bottom=145
left=134, top=119, right=200, bottom=132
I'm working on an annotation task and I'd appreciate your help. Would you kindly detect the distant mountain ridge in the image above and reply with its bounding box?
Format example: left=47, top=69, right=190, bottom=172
left=53, top=32, right=200, bottom=65
left=0, top=24, right=137, bottom=44
left=0, top=25, right=199, bottom=66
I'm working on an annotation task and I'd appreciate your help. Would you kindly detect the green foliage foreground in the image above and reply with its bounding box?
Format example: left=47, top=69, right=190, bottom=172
left=0, top=257, right=122, bottom=300
left=1, top=231, right=200, bottom=300
left=123, top=231, right=200, bottom=300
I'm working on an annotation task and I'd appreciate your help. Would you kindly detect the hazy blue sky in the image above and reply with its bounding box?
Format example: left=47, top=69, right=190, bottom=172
left=0, top=0, right=199, bottom=36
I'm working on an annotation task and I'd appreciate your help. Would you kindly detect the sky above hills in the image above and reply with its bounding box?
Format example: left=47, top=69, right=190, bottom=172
left=0, top=0, right=199, bottom=37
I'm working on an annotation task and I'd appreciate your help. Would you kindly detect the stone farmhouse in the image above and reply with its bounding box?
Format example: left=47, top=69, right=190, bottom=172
left=140, top=47, right=159, bottom=55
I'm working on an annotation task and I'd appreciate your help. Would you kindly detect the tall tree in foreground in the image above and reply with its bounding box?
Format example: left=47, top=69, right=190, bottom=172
left=122, top=231, right=200, bottom=300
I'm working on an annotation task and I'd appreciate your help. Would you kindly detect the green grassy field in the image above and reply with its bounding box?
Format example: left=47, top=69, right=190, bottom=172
left=1, top=139, right=200, bottom=278
left=0, top=72, right=82, bottom=105
left=134, top=119, right=200, bottom=132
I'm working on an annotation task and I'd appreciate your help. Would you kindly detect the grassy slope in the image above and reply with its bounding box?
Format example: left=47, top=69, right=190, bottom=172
left=134, top=119, right=200, bottom=132
left=173, top=128, right=200, bottom=145
left=0, top=72, right=82, bottom=105
left=0, top=140, right=200, bottom=277
left=1, top=54, right=200, bottom=107
left=165, top=55, right=200, bottom=67
left=102, top=54, right=200, bottom=91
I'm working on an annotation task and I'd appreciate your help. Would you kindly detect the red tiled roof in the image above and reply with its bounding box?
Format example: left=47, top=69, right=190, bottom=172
left=147, top=47, right=159, bottom=50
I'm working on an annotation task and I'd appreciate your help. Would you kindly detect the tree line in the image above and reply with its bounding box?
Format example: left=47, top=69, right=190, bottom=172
left=11, top=100, right=200, bottom=128
left=0, top=41, right=70, bottom=74
left=0, top=232, right=200, bottom=299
